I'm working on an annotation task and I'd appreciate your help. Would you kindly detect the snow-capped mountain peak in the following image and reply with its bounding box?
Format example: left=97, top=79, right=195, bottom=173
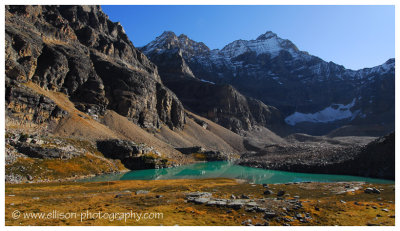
left=256, top=31, right=278, bottom=40
left=142, top=31, right=210, bottom=58
left=141, top=31, right=179, bottom=53
left=143, top=30, right=302, bottom=60
left=156, top=31, right=178, bottom=44
left=219, top=31, right=299, bottom=58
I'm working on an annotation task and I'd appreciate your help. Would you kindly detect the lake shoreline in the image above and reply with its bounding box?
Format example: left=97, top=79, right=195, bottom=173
left=81, top=161, right=394, bottom=184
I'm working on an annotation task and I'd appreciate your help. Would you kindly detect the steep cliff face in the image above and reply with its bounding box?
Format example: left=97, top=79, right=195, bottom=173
left=5, top=5, right=185, bottom=130
left=141, top=32, right=283, bottom=133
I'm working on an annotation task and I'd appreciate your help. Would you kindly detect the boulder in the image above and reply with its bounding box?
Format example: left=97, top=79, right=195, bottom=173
left=264, top=212, right=277, bottom=219
left=185, top=192, right=212, bottom=198
left=263, top=190, right=273, bottom=195
left=277, top=190, right=285, bottom=197
left=364, top=187, right=381, bottom=194
left=227, top=200, right=245, bottom=210
left=135, top=190, right=149, bottom=195
left=193, top=197, right=210, bottom=204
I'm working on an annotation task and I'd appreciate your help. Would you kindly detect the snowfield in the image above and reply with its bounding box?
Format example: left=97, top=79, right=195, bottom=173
left=285, top=99, right=357, bottom=126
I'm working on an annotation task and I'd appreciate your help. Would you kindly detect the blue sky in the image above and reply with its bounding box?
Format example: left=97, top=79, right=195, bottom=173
left=102, top=5, right=394, bottom=70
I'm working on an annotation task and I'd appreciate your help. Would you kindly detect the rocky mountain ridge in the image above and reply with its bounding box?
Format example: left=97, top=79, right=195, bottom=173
left=142, top=31, right=395, bottom=135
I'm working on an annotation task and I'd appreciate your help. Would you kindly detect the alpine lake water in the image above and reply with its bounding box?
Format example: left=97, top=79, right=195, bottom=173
left=82, top=161, right=394, bottom=184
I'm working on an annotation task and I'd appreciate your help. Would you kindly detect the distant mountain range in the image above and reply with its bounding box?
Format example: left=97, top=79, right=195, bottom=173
left=141, top=31, right=395, bottom=135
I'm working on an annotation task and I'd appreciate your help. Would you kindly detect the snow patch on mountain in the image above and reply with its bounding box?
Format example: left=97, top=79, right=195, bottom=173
left=358, top=58, right=395, bottom=76
left=199, top=79, right=215, bottom=84
left=285, top=99, right=357, bottom=126
left=344, top=58, right=395, bottom=79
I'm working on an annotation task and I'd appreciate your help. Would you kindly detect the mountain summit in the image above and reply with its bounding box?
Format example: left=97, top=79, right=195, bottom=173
left=256, top=31, right=277, bottom=40
left=143, top=30, right=301, bottom=59
left=219, top=31, right=301, bottom=58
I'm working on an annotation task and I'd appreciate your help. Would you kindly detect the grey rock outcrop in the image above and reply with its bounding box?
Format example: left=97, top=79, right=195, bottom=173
left=96, top=139, right=168, bottom=170
left=5, top=82, right=68, bottom=123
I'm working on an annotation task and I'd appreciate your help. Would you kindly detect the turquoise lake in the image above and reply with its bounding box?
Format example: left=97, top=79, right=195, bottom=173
left=82, top=161, right=394, bottom=184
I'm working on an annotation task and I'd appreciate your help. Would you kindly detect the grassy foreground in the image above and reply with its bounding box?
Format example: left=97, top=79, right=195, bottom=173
left=5, top=178, right=395, bottom=226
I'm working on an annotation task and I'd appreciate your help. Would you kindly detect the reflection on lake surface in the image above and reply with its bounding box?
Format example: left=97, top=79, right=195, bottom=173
left=82, top=161, right=394, bottom=184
